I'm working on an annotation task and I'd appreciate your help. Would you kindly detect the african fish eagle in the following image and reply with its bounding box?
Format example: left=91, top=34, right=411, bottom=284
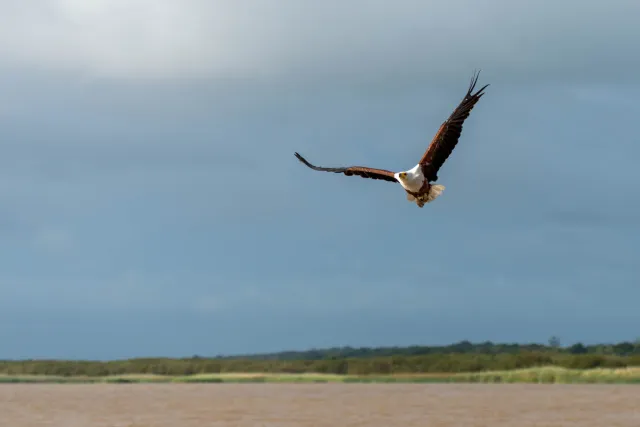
left=294, top=71, right=489, bottom=208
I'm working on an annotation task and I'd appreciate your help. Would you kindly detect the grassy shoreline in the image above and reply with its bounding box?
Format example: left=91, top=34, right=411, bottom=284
left=2, top=367, right=639, bottom=384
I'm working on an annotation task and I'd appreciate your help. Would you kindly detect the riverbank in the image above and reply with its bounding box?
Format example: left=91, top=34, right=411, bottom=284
left=1, top=366, right=639, bottom=384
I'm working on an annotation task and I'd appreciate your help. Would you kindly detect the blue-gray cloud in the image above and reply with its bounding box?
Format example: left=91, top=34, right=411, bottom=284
left=0, top=0, right=638, bottom=358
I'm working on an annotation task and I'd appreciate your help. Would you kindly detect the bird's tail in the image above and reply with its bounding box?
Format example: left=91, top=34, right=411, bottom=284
left=425, top=184, right=445, bottom=203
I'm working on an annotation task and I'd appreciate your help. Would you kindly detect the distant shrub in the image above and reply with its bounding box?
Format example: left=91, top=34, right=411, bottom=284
left=1, top=344, right=637, bottom=377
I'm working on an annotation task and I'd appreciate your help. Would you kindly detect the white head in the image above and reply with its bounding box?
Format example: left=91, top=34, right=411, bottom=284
left=395, top=171, right=409, bottom=183
left=394, top=165, right=424, bottom=191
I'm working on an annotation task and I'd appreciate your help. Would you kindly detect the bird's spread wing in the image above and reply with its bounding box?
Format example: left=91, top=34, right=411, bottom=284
left=294, top=152, right=398, bottom=183
left=419, top=70, right=489, bottom=180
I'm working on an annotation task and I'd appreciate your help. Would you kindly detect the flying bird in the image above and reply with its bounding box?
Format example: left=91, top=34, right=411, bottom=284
left=294, top=71, right=489, bottom=208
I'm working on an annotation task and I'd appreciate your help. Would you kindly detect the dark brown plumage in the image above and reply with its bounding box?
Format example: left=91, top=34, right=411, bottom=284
left=293, top=152, right=398, bottom=183
left=419, top=71, right=488, bottom=181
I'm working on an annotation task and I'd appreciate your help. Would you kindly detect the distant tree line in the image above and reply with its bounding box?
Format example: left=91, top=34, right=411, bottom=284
left=1, top=339, right=639, bottom=377
left=211, top=338, right=640, bottom=360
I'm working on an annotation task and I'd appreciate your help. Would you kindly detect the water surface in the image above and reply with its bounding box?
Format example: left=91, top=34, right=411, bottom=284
left=1, top=383, right=639, bottom=426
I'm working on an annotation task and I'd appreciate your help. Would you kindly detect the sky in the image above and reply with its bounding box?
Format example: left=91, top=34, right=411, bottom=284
left=0, top=0, right=639, bottom=360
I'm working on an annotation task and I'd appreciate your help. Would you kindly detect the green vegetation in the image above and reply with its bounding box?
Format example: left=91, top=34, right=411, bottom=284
left=453, top=367, right=640, bottom=384
left=2, top=339, right=639, bottom=383
left=212, top=338, right=640, bottom=360
left=1, top=368, right=639, bottom=384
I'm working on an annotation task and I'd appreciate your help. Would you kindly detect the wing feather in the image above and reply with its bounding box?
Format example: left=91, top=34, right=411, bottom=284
left=419, top=70, right=489, bottom=180
left=294, top=152, right=398, bottom=183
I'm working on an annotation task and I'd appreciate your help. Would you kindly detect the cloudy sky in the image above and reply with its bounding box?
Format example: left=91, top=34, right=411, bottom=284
left=0, top=0, right=638, bottom=360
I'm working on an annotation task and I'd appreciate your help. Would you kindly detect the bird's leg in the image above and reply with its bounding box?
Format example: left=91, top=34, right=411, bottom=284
left=415, top=181, right=431, bottom=208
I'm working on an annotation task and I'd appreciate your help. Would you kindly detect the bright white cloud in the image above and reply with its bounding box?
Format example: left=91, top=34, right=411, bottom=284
left=0, top=0, right=638, bottom=81
left=0, top=1, right=229, bottom=78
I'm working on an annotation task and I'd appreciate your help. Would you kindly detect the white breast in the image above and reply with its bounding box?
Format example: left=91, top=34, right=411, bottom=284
left=394, top=164, right=425, bottom=193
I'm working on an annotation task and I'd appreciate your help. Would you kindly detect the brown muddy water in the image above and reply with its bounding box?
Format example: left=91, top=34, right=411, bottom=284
left=1, top=383, right=639, bottom=426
